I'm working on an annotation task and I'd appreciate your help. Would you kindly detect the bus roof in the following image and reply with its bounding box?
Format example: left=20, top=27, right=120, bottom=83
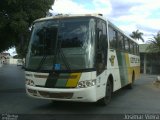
left=34, top=13, right=105, bottom=22
left=34, top=14, right=138, bottom=44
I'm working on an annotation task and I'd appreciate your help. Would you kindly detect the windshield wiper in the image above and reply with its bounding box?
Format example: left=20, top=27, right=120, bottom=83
left=55, top=40, right=71, bottom=71
left=59, top=47, right=71, bottom=70
left=36, top=27, right=47, bottom=71
left=37, top=54, right=47, bottom=71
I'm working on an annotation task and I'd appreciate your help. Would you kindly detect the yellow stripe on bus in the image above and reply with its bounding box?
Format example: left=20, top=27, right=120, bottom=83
left=134, top=66, right=140, bottom=80
left=66, top=73, right=81, bottom=87
left=125, top=53, right=140, bottom=84
left=125, top=53, right=132, bottom=84
left=125, top=53, right=130, bottom=67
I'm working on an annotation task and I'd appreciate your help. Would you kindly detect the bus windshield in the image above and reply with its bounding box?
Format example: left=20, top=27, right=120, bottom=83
left=26, top=17, right=96, bottom=71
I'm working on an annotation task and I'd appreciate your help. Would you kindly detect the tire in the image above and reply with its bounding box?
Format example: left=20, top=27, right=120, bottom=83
left=127, top=73, right=135, bottom=89
left=98, top=80, right=112, bottom=106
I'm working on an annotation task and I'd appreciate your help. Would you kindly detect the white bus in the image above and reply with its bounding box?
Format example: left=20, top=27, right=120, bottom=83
left=25, top=14, right=140, bottom=105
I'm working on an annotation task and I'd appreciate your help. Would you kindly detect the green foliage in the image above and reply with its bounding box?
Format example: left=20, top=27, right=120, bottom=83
left=0, top=0, right=54, bottom=57
left=147, top=31, right=160, bottom=53
left=130, top=30, right=144, bottom=42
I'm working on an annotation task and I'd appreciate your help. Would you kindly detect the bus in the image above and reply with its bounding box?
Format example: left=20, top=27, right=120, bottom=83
left=25, top=14, right=140, bottom=105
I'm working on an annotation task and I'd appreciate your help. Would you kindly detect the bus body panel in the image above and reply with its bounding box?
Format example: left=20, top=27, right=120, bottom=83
left=26, top=71, right=98, bottom=102
left=107, top=49, right=122, bottom=91
left=25, top=14, right=140, bottom=103
left=106, top=49, right=140, bottom=92
left=26, top=84, right=97, bottom=102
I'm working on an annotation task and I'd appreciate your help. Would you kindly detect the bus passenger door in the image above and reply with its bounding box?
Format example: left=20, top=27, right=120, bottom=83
left=96, top=20, right=107, bottom=76
left=96, top=20, right=108, bottom=100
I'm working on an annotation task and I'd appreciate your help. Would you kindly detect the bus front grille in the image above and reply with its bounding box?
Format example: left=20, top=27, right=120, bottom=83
left=38, top=91, right=73, bottom=99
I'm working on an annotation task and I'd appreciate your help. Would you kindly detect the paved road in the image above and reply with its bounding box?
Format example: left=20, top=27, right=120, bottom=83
left=0, top=64, right=160, bottom=119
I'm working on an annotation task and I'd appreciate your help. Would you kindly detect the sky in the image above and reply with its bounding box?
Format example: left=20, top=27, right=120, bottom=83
left=6, top=47, right=17, bottom=56
left=6, top=0, right=160, bottom=55
left=51, top=0, right=160, bottom=44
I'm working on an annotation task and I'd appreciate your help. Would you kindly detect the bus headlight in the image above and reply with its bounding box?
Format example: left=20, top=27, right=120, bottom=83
left=26, top=79, right=35, bottom=86
left=78, top=79, right=96, bottom=88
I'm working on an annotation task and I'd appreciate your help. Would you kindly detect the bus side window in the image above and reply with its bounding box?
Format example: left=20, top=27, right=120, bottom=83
left=96, top=20, right=107, bottom=75
left=137, top=45, right=139, bottom=55
left=134, top=43, right=137, bottom=55
left=108, top=26, right=117, bottom=49
left=124, top=38, right=130, bottom=52
left=130, top=41, right=134, bottom=54
left=135, top=43, right=138, bottom=55
left=117, top=33, right=124, bottom=51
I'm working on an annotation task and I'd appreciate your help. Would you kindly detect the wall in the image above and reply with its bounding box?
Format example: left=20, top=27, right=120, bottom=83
left=140, top=53, right=160, bottom=74
left=0, top=61, right=2, bottom=67
left=9, top=58, right=18, bottom=64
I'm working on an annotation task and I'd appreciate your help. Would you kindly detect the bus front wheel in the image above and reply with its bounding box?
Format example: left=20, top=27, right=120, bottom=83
left=98, top=80, right=112, bottom=106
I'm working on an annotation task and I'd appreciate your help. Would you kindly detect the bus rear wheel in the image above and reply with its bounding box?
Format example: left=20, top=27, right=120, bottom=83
left=127, top=72, right=135, bottom=89
left=98, top=80, right=112, bottom=106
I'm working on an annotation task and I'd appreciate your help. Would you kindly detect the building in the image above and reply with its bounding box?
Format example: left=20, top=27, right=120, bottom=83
left=139, top=44, right=160, bottom=74
left=0, top=52, right=10, bottom=65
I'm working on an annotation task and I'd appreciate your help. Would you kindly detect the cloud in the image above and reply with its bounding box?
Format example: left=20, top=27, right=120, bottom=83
left=108, top=0, right=160, bottom=42
left=92, top=0, right=112, bottom=15
left=109, top=0, right=141, bottom=18
left=52, top=0, right=111, bottom=16
left=51, top=0, right=160, bottom=43
left=52, top=0, right=88, bottom=14
left=7, top=47, right=17, bottom=56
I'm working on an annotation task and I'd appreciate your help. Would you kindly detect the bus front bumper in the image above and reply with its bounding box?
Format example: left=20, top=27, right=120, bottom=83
left=26, top=85, right=97, bottom=102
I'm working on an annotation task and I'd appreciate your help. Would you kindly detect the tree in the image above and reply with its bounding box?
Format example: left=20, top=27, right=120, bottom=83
left=130, top=30, right=144, bottom=42
left=0, top=0, right=54, bottom=57
left=147, top=31, right=160, bottom=53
